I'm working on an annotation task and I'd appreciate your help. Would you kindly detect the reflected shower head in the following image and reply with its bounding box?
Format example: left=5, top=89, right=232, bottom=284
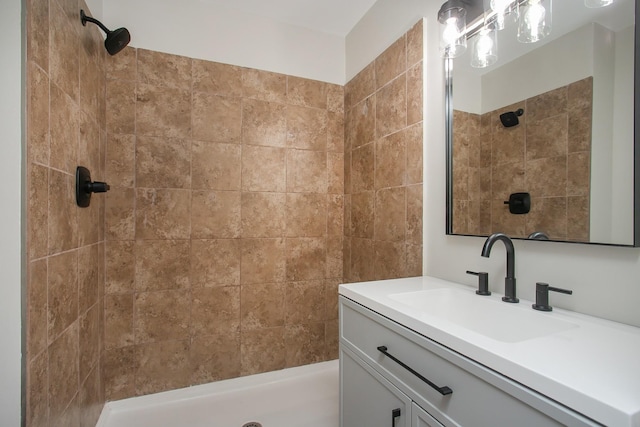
left=499, top=108, right=524, bottom=128
left=80, top=9, right=130, bottom=56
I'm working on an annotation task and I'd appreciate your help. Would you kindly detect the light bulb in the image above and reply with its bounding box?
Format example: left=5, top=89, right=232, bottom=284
left=438, top=6, right=467, bottom=58
left=490, top=0, right=512, bottom=9
left=525, top=2, right=546, bottom=27
left=517, top=0, right=551, bottom=43
left=476, top=34, right=493, bottom=56
left=443, top=17, right=461, bottom=45
left=490, top=0, right=514, bottom=30
left=471, top=29, right=497, bottom=68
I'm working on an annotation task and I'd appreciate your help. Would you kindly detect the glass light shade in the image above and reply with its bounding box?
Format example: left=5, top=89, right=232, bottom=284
left=517, top=0, right=552, bottom=43
left=489, top=0, right=515, bottom=30
left=471, top=28, right=498, bottom=68
left=439, top=6, right=467, bottom=58
left=585, top=0, right=613, bottom=7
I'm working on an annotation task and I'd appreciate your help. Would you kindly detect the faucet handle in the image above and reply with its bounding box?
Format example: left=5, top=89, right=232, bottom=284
left=466, top=270, right=491, bottom=296
left=532, top=282, right=573, bottom=311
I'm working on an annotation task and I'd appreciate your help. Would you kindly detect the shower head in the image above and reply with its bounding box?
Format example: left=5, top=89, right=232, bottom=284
left=80, top=9, right=130, bottom=56
left=499, top=108, right=524, bottom=128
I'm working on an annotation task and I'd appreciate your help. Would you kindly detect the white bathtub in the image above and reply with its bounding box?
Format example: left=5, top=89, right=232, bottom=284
left=97, top=360, right=339, bottom=427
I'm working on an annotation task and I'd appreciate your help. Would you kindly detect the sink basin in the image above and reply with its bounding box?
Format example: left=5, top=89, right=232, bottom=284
left=388, top=288, right=578, bottom=343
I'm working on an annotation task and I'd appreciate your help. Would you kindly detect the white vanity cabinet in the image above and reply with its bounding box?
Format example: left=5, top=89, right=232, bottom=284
left=339, top=296, right=599, bottom=427
left=412, top=403, right=444, bottom=427
left=341, top=346, right=414, bottom=427
left=341, top=344, right=444, bottom=427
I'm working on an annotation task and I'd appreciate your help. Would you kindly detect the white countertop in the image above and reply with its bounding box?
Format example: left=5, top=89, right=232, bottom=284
left=339, top=276, right=640, bottom=427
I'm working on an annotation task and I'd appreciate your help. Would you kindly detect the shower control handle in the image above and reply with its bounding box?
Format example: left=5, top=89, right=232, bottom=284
left=87, top=181, right=110, bottom=193
left=76, top=166, right=110, bottom=208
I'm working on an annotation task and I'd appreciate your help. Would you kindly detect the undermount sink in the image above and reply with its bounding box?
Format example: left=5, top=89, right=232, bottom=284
left=388, top=288, right=578, bottom=343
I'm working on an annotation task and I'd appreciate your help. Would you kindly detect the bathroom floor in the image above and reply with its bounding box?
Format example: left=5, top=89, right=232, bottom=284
left=97, top=360, right=339, bottom=427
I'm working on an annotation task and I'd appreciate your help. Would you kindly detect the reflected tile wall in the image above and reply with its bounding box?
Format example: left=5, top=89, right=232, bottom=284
left=452, top=77, right=592, bottom=241
left=25, top=0, right=106, bottom=426
left=104, top=47, right=344, bottom=399
left=344, top=19, right=424, bottom=282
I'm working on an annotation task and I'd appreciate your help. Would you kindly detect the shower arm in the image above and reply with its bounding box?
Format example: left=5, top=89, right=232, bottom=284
left=80, top=10, right=112, bottom=35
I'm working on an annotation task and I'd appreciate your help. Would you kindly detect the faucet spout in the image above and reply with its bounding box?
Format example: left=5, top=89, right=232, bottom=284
left=481, top=233, right=518, bottom=303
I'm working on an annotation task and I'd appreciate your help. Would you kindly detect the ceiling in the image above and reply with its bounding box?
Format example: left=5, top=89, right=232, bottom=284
left=196, top=0, right=379, bottom=36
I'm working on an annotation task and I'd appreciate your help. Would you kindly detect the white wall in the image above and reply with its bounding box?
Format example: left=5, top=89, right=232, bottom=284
left=103, top=0, right=345, bottom=84
left=345, top=0, right=428, bottom=81
left=347, top=0, right=640, bottom=328
left=84, top=0, right=103, bottom=20
left=611, top=26, right=635, bottom=244
left=480, top=24, right=595, bottom=113
left=590, top=23, right=617, bottom=243
left=0, top=0, right=24, bottom=425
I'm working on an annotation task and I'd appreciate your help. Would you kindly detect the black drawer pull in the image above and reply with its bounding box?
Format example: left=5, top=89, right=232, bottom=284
left=377, top=346, right=453, bottom=396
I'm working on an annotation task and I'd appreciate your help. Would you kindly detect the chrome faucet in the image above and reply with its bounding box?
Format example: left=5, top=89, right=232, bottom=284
left=481, top=233, right=518, bottom=303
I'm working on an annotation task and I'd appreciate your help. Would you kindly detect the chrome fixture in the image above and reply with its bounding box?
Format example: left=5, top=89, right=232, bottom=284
left=438, top=0, right=468, bottom=58
left=481, top=233, right=518, bottom=303
left=80, top=9, right=130, bottom=55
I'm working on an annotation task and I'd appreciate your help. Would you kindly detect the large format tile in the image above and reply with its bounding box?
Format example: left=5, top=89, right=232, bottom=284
left=191, top=239, right=241, bottom=287
left=192, top=92, right=242, bottom=143
left=136, top=83, right=191, bottom=138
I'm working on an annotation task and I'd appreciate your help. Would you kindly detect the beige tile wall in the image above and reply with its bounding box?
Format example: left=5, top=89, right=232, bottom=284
left=25, top=0, right=107, bottom=426
left=453, top=77, right=592, bottom=241
left=25, top=1, right=423, bottom=416
left=103, top=48, right=345, bottom=399
left=344, top=20, right=424, bottom=282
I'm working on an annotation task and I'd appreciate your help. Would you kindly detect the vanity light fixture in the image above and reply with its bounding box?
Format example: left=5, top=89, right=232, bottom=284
left=439, top=0, right=560, bottom=66
left=471, top=26, right=498, bottom=68
left=488, top=0, right=517, bottom=30
left=438, top=0, right=468, bottom=58
left=517, top=0, right=552, bottom=43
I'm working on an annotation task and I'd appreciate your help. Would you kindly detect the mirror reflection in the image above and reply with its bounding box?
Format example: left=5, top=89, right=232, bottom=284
left=446, top=0, right=636, bottom=245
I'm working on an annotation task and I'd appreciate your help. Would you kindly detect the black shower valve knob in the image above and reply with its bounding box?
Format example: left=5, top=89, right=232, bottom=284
left=76, top=166, right=110, bottom=208
left=86, top=180, right=110, bottom=193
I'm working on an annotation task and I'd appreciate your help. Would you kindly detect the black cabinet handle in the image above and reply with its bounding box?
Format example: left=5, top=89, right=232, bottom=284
left=377, top=346, right=453, bottom=396
left=392, top=408, right=401, bottom=427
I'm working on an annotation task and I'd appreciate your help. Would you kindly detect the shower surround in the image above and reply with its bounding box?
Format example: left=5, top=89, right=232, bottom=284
left=24, top=0, right=424, bottom=422
left=25, top=0, right=107, bottom=426
left=103, top=48, right=345, bottom=400
left=343, top=20, right=424, bottom=283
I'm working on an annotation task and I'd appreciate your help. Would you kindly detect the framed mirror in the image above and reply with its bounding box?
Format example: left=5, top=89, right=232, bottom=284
left=445, top=0, right=640, bottom=246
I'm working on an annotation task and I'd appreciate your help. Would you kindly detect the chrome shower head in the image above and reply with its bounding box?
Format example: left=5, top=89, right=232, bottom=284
left=80, top=9, right=131, bottom=56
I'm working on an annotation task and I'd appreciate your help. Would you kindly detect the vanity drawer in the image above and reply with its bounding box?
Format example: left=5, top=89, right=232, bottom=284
left=340, top=296, right=599, bottom=427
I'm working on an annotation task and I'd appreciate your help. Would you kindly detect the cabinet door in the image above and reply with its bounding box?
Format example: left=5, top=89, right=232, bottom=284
left=411, top=403, right=444, bottom=427
left=341, top=347, right=411, bottom=427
